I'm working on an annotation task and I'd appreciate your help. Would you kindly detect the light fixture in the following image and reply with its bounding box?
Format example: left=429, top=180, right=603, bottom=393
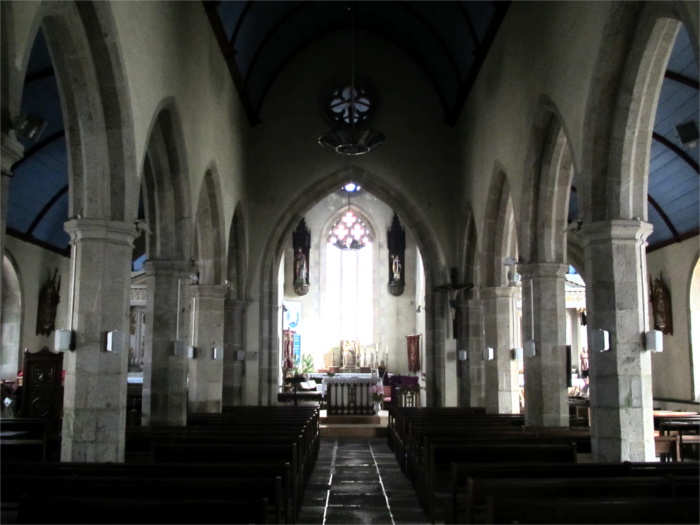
left=483, top=347, right=494, bottom=361
left=523, top=340, right=536, bottom=358
left=55, top=329, right=75, bottom=352
left=644, top=330, right=663, bottom=352
left=318, top=3, right=384, bottom=155
left=458, top=350, right=468, bottom=361
left=675, top=119, right=699, bottom=147
left=12, top=113, right=47, bottom=142
left=590, top=329, right=610, bottom=352
left=105, top=330, right=126, bottom=353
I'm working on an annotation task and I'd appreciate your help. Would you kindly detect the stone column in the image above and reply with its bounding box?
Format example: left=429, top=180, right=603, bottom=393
left=223, top=298, right=247, bottom=406
left=1, top=133, right=24, bottom=333
left=468, top=297, right=486, bottom=408
left=520, top=262, right=569, bottom=428
left=188, top=284, right=227, bottom=413
left=141, top=260, right=189, bottom=426
left=579, top=219, right=655, bottom=462
left=481, top=286, right=520, bottom=414
left=455, top=299, right=471, bottom=407
left=62, top=219, right=138, bottom=462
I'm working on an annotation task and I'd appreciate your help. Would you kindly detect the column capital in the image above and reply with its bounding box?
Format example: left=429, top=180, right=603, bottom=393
left=1, top=132, right=24, bottom=177
left=143, top=259, right=191, bottom=276
left=64, top=218, right=139, bottom=247
left=518, top=262, right=568, bottom=279
left=225, top=297, right=249, bottom=310
left=579, top=219, right=653, bottom=248
left=480, top=285, right=519, bottom=300
left=190, top=283, right=228, bottom=299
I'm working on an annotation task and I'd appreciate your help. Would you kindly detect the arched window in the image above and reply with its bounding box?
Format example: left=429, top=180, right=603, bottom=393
left=2, top=255, right=22, bottom=381
left=690, top=258, right=700, bottom=401
left=325, top=207, right=374, bottom=345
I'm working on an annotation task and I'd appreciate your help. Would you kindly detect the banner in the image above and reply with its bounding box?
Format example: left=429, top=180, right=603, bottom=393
left=406, top=334, right=421, bottom=373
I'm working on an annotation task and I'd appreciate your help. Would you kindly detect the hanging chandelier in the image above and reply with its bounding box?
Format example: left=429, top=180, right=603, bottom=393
left=318, top=4, right=385, bottom=156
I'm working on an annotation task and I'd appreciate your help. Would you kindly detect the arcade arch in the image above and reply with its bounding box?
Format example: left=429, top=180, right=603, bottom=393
left=257, top=167, right=449, bottom=406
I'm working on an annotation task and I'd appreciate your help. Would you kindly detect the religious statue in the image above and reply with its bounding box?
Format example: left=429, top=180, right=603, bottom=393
left=342, top=340, right=357, bottom=369
left=391, top=254, right=402, bottom=282
left=649, top=273, right=673, bottom=335
left=294, top=247, right=307, bottom=284
left=36, top=268, right=60, bottom=336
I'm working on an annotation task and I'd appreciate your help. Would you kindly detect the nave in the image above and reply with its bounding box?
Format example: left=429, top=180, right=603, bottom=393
left=299, top=437, right=427, bottom=525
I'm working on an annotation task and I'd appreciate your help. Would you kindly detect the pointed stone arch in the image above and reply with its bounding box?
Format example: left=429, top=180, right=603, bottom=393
left=518, top=99, right=577, bottom=427
left=577, top=2, right=698, bottom=462
left=194, top=167, right=226, bottom=286
left=139, top=100, right=192, bottom=426
left=141, top=100, right=193, bottom=261
left=227, top=203, right=248, bottom=300
left=1, top=251, right=22, bottom=382
left=223, top=202, right=248, bottom=406
left=256, top=167, right=449, bottom=406
left=481, top=166, right=518, bottom=288
left=456, top=205, right=484, bottom=408
left=36, top=1, right=137, bottom=222
left=520, top=97, right=576, bottom=265
left=580, top=2, right=696, bottom=223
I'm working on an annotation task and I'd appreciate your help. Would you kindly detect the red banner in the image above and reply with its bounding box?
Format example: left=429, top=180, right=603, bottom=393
left=406, top=334, right=421, bottom=373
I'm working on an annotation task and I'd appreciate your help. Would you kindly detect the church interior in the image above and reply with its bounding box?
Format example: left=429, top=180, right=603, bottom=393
left=1, top=1, right=699, bottom=523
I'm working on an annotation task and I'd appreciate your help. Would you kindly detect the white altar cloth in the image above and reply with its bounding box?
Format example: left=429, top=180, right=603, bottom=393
left=320, top=375, right=380, bottom=396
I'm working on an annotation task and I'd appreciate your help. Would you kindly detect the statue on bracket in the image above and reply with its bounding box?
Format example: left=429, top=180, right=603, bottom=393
left=387, top=213, right=405, bottom=296
left=293, top=218, right=311, bottom=296
left=649, top=272, right=673, bottom=335
left=36, top=268, right=60, bottom=336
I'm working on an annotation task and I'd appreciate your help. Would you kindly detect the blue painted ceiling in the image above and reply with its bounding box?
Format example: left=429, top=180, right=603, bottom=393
left=7, top=2, right=699, bottom=257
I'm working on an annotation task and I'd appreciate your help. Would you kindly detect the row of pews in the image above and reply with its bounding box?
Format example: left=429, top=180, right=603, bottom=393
left=388, top=407, right=700, bottom=524
left=1, top=406, right=320, bottom=524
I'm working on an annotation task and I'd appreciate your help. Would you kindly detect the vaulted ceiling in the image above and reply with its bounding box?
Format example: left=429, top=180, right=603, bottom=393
left=6, top=1, right=699, bottom=259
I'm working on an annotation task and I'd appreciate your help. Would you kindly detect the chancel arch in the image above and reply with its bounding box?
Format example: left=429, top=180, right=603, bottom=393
left=257, top=167, right=449, bottom=406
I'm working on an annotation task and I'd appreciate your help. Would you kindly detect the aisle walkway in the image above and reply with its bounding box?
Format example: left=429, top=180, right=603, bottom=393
left=298, top=437, right=428, bottom=524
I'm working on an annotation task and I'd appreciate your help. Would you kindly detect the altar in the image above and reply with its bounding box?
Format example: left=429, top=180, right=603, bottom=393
left=321, top=374, right=383, bottom=416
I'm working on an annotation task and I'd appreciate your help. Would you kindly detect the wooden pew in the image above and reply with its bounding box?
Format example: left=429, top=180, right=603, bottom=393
left=18, top=494, right=270, bottom=524
left=465, top=474, right=699, bottom=524
left=422, top=442, right=577, bottom=523
left=449, top=461, right=700, bottom=524
left=0, top=418, right=50, bottom=462
left=152, top=441, right=304, bottom=517
left=3, top=461, right=295, bottom=524
left=485, top=496, right=700, bottom=524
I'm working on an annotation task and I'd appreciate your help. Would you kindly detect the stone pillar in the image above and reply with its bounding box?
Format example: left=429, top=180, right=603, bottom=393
left=141, top=260, right=189, bottom=426
left=481, top=286, right=520, bottom=414
left=188, top=284, right=227, bottom=413
left=455, top=299, right=471, bottom=407
left=1, top=132, right=24, bottom=333
left=520, top=262, right=569, bottom=428
left=223, top=298, right=247, bottom=406
left=62, top=219, right=138, bottom=462
left=579, top=219, right=655, bottom=462
left=468, top=297, right=486, bottom=408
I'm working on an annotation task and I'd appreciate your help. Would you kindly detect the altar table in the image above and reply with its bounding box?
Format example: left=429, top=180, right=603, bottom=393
left=322, top=375, right=382, bottom=416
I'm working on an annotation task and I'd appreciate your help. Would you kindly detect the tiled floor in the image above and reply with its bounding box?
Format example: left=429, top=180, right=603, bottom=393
left=298, top=437, right=428, bottom=525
